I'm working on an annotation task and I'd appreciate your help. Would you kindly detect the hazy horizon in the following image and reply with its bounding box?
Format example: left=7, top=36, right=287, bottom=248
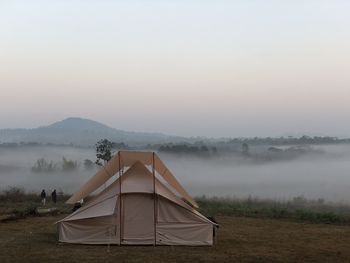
left=1, top=1, right=350, bottom=137
left=0, top=116, right=349, bottom=140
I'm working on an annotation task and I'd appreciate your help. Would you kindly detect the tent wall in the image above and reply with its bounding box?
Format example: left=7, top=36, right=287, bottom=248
left=63, top=195, right=118, bottom=222
left=59, top=193, right=213, bottom=246
left=157, top=224, right=213, bottom=246
left=156, top=196, right=213, bottom=246
left=59, top=216, right=120, bottom=245
left=122, top=194, right=155, bottom=245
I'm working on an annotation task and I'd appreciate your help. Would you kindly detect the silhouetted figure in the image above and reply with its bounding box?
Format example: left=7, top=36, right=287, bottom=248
left=51, top=189, right=57, bottom=204
left=40, top=189, right=46, bottom=206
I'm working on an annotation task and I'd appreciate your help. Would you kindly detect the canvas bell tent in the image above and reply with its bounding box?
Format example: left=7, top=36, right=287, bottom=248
left=58, top=151, right=216, bottom=246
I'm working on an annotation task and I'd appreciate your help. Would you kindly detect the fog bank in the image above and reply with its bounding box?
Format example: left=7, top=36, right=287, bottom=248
left=1, top=145, right=350, bottom=203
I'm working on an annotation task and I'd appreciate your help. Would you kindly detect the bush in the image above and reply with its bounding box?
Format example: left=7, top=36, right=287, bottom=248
left=32, top=158, right=56, bottom=173
left=0, top=187, right=26, bottom=202
left=62, top=157, right=78, bottom=171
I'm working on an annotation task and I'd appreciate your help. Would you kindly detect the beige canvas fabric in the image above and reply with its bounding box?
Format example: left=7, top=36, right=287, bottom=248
left=66, top=151, right=198, bottom=208
left=59, top=152, right=215, bottom=246
left=119, top=151, right=153, bottom=166
left=59, top=196, right=213, bottom=245
left=61, top=161, right=210, bottom=223
left=59, top=216, right=120, bottom=245
left=122, top=194, right=154, bottom=245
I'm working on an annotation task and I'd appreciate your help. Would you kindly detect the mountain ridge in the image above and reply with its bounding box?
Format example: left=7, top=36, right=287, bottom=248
left=45, top=117, right=115, bottom=131
left=0, top=117, right=183, bottom=146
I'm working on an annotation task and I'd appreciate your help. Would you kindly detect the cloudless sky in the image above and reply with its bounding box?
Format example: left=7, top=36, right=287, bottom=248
left=1, top=0, right=349, bottom=137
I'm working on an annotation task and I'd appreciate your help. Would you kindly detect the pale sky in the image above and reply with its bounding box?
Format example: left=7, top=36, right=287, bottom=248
left=1, top=0, right=349, bottom=137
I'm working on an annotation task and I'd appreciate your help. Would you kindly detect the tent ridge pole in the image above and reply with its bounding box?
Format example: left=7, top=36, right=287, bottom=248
left=153, top=152, right=156, bottom=246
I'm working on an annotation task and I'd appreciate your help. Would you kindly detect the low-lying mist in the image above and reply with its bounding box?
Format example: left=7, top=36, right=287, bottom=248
left=1, top=144, right=350, bottom=203
left=0, top=146, right=97, bottom=194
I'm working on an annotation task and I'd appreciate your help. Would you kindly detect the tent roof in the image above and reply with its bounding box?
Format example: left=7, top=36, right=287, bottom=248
left=66, top=151, right=198, bottom=208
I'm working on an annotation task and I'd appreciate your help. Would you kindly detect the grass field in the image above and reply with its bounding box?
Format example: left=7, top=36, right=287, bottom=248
left=1, top=189, right=350, bottom=262
left=1, top=214, right=350, bottom=263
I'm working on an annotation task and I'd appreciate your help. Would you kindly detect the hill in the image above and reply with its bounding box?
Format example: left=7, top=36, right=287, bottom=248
left=0, top=117, right=183, bottom=147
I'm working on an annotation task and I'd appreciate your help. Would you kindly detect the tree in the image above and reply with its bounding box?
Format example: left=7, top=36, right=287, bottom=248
left=95, top=139, right=113, bottom=166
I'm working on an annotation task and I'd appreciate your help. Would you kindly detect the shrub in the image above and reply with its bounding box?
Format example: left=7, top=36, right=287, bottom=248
left=32, top=158, right=56, bottom=173
left=62, top=157, right=78, bottom=171
left=0, top=187, right=26, bottom=202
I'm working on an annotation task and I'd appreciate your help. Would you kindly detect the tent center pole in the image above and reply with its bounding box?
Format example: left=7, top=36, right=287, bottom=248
left=153, top=152, right=157, bottom=246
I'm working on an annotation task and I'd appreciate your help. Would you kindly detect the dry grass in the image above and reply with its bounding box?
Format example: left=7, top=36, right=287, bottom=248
left=1, top=215, right=350, bottom=263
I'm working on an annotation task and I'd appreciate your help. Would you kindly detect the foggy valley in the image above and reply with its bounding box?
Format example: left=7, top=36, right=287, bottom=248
left=1, top=143, right=350, bottom=203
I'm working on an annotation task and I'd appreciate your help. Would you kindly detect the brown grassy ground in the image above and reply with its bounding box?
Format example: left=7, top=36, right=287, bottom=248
left=1, top=215, right=350, bottom=263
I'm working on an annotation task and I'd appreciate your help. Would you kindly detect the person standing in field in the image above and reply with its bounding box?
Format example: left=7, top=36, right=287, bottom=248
left=40, top=189, right=46, bottom=206
left=51, top=189, right=57, bottom=204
